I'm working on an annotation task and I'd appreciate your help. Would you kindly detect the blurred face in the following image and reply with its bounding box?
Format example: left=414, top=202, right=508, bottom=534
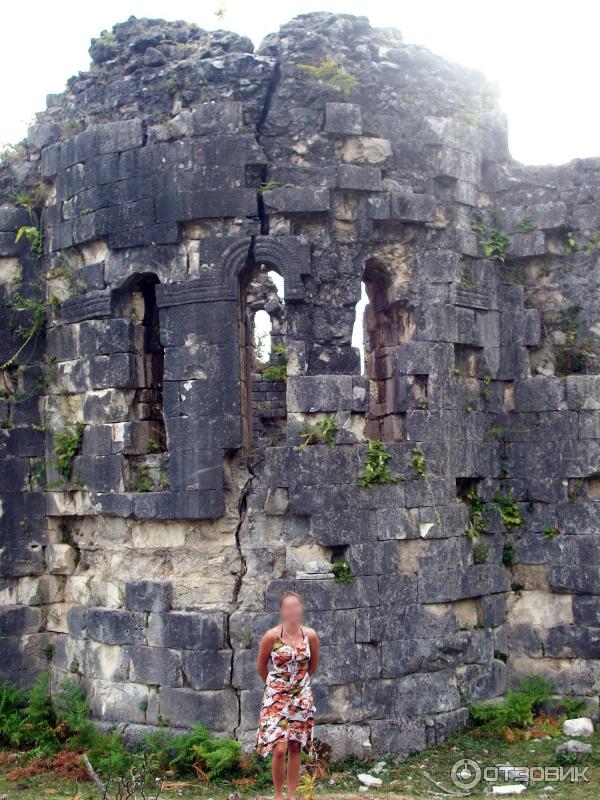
left=280, top=595, right=303, bottom=626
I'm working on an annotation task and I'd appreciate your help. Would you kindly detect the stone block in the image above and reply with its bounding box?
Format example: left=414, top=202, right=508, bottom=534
left=0, top=605, right=42, bottom=636
left=336, top=164, right=382, bottom=191
left=146, top=611, right=226, bottom=650
left=369, top=604, right=453, bottom=642
left=573, top=596, right=600, bottom=626
left=418, top=564, right=509, bottom=603
left=513, top=377, right=565, bottom=411
left=480, top=594, right=506, bottom=627
left=390, top=191, right=437, bottom=223
left=437, top=148, right=480, bottom=183
left=341, top=136, right=392, bottom=164
left=348, top=541, right=398, bottom=576
left=125, top=580, right=172, bottom=612
left=377, top=574, right=418, bottom=606
left=191, top=101, right=243, bottom=134
left=263, top=186, right=330, bottom=213
left=0, top=546, right=45, bottom=577
left=158, top=687, right=238, bottom=731
left=369, top=718, right=427, bottom=755
left=128, top=646, right=182, bottom=686
left=46, top=544, right=78, bottom=575
left=287, top=375, right=353, bottom=412
left=88, top=679, right=149, bottom=724
left=324, top=103, right=363, bottom=135
left=551, top=565, right=600, bottom=594
left=86, top=608, right=146, bottom=645
left=313, top=643, right=380, bottom=685
left=567, top=376, right=600, bottom=410
left=183, top=649, right=233, bottom=690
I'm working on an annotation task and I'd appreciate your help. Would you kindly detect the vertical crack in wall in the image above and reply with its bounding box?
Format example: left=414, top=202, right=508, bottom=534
left=227, top=466, right=253, bottom=735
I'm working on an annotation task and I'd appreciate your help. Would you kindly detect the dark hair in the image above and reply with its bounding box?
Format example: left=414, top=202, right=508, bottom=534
left=279, top=590, right=303, bottom=607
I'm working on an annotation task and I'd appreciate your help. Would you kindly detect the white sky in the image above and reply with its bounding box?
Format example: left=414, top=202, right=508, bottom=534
left=1, top=0, right=598, bottom=165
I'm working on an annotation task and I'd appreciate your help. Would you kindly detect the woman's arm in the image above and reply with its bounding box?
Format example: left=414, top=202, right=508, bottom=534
left=307, top=629, right=320, bottom=675
left=256, top=629, right=276, bottom=682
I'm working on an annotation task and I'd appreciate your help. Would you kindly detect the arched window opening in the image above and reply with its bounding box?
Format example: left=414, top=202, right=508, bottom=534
left=113, top=274, right=168, bottom=491
left=240, top=265, right=286, bottom=449
left=358, top=261, right=415, bottom=442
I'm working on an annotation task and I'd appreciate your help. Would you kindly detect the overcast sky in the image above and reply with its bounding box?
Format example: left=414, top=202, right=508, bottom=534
left=0, top=0, right=598, bottom=165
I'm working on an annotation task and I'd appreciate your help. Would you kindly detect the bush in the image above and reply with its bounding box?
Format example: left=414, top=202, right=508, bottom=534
left=470, top=676, right=553, bottom=731
left=143, top=724, right=241, bottom=779
left=0, top=674, right=241, bottom=783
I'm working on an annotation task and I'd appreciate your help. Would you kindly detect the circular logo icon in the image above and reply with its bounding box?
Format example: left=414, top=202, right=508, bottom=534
left=450, top=758, right=482, bottom=790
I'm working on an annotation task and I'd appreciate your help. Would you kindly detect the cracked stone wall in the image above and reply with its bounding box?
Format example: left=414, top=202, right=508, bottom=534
left=1, top=12, right=600, bottom=757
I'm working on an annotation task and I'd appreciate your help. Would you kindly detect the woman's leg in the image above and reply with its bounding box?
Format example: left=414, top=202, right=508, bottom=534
left=286, top=740, right=302, bottom=799
left=272, top=741, right=288, bottom=800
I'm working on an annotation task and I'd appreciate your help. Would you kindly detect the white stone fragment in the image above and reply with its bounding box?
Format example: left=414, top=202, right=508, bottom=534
left=562, top=717, right=594, bottom=737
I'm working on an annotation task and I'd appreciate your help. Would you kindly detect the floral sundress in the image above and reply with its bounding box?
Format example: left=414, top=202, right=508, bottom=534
left=256, top=626, right=315, bottom=756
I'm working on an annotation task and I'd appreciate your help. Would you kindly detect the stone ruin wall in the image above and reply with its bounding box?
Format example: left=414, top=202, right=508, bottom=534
left=1, top=12, right=600, bottom=757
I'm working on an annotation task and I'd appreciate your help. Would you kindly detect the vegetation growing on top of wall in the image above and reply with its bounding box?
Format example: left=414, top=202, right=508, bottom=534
left=262, top=344, right=287, bottom=382
left=297, top=60, right=358, bottom=96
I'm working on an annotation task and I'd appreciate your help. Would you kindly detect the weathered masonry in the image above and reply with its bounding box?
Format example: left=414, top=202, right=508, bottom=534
left=1, top=13, right=600, bottom=756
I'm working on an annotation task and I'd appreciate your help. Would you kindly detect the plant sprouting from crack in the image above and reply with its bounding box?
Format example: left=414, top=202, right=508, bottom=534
left=358, top=439, right=403, bottom=487
left=297, top=60, right=358, bottom=96
left=472, top=217, right=511, bottom=262
left=295, top=415, right=338, bottom=450
left=331, top=560, right=352, bottom=583
left=54, top=422, right=86, bottom=482
left=408, top=446, right=426, bottom=478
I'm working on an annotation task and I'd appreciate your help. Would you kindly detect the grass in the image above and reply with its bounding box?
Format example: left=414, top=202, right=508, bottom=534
left=1, top=725, right=598, bottom=799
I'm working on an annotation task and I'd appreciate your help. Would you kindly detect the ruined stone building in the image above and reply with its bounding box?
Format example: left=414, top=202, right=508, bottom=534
left=1, top=13, right=599, bottom=756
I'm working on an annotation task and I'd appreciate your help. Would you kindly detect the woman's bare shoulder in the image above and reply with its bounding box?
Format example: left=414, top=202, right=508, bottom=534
left=304, top=626, right=320, bottom=641
left=260, top=626, right=279, bottom=643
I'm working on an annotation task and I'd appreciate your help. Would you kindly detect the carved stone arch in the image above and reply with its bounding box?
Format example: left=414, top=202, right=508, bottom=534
left=220, top=235, right=311, bottom=302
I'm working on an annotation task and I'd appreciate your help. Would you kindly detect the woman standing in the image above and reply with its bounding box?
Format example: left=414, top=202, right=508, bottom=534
left=256, top=591, right=320, bottom=800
